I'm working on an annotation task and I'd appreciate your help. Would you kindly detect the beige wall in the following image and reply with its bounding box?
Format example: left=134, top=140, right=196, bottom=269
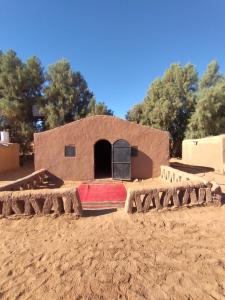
left=182, top=135, right=225, bottom=174
left=0, top=143, right=20, bottom=173
left=34, top=116, right=169, bottom=180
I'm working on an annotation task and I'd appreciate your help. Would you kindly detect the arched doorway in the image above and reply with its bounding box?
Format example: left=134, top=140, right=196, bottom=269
left=94, top=140, right=112, bottom=178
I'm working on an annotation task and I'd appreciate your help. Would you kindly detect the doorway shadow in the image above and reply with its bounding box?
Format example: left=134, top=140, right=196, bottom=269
left=94, top=139, right=112, bottom=179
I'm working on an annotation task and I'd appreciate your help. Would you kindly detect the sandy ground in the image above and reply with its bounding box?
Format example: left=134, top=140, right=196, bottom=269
left=1, top=159, right=225, bottom=299
left=0, top=160, right=34, bottom=187
left=0, top=207, right=225, bottom=300
left=0, top=162, right=163, bottom=190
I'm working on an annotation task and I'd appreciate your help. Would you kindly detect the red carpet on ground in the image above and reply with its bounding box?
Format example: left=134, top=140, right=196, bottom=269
left=77, top=183, right=127, bottom=210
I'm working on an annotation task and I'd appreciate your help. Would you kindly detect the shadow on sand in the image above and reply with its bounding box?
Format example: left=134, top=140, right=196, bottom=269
left=170, top=161, right=214, bottom=174
left=82, top=209, right=117, bottom=217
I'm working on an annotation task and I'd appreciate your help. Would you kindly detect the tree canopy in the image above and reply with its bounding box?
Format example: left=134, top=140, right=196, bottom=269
left=127, top=60, right=225, bottom=156
left=0, top=50, right=44, bottom=152
left=185, top=61, right=225, bottom=139
left=0, top=49, right=113, bottom=153
left=88, top=97, right=113, bottom=116
left=1, top=48, right=225, bottom=158
left=42, top=59, right=94, bottom=128
left=127, top=63, right=198, bottom=156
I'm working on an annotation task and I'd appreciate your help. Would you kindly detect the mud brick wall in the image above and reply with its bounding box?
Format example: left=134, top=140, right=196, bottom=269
left=125, top=180, right=222, bottom=214
left=0, top=187, right=82, bottom=217
left=160, top=165, right=209, bottom=185
left=35, top=115, right=169, bottom=181
left=0, top=142, right=20, bottom=173
left=0, top=169, right=50, bottom=192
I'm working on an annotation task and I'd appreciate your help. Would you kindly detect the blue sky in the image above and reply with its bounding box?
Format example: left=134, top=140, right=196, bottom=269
left=0, top=0, right=225, bottom=118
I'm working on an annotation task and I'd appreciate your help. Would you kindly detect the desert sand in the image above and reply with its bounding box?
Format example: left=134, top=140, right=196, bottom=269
left=1, top=160, right=225, bottom=299
left=0, top=160, right=34, bottom=187
left=1, top=205, right=225, bottom=300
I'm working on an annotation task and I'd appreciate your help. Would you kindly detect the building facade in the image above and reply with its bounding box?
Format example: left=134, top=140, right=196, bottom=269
left=34, top=115, right=169, bottom=181
left=0, top=142, right=20, bottom=173
left=182, top=135, right=225, bottom=174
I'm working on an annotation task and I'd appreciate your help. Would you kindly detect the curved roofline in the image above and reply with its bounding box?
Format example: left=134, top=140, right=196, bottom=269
left=35, top=115, right=169, bottom=136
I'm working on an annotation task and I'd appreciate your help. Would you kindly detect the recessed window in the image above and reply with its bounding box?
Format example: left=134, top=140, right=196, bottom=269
left=131, top=146, right=138, bottom=157
left=65, top=145, right=76, bottom=157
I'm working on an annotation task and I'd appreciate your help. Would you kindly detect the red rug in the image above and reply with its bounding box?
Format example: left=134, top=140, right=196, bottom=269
left=77, top=183, right=127, bottom=210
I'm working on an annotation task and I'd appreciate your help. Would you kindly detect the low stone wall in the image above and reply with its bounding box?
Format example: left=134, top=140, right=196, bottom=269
left=160, top=165, right=209, bottom=185
left=0, top=169, right=63, bottom=192
left=0, top=187, right=82, bottom=217
left=0, top=166, right=221, bottom=217
left=125, top=180, right=221, bottom=214
left=0, top=169, right=48, bottom=192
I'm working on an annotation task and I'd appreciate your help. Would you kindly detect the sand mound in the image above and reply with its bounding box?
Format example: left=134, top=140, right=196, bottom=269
left=0, top=206, right=225, bottom=299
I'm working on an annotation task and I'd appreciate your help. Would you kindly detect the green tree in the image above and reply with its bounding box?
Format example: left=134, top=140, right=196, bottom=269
left=0, top=49, right=113, bottom=153
left=0, top=50, right=44, bottom=153
left=186, top=61, right=225, bottom=138
left=200, top=60, right=223, bottom=89
left=72, top=72, right=94, bottom=119
left=127, top=63, right=198, bottom=156
left=0, top=50, right=25, bottom=125
left=88, top=97, right=113, bottom=116
left=43, top=60, right=93, bottom=128
left=125, top=103, right=143, bottom=123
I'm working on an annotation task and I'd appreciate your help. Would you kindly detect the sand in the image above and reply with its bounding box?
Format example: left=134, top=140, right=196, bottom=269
left=1, top=206, right=225, bottom=300
left=0, top=160, right=34, bottom=187
left=1, top=159, right=225, bottom=299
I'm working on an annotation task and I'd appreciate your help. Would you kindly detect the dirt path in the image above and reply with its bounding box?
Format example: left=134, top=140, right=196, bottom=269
left=1, top=206, right=225, bottom=300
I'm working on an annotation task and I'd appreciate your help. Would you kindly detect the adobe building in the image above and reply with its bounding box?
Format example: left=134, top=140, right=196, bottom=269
left=182, top=135, right=225, bottom=174
left=0, top=142, right=20, bottom=174
left=34, top=115, right=169, bottom=181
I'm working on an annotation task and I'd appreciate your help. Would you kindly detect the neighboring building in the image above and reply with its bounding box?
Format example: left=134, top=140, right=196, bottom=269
left=182, top=135, right=225, bottom=174
left=34, top=115, right=169, bottom=181
left=0, top=142, right=20, bottom=173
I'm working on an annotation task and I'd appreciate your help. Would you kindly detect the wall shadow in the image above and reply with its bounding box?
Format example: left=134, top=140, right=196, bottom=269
left=82, top=209, right=117, bottom=217
left=170, top=161, right=214, bottom=174
left=221, top=193, right=225, bottom=206
left=131, top=150, right=153, bottom=179
left=45, top=171, right=64, bottom=188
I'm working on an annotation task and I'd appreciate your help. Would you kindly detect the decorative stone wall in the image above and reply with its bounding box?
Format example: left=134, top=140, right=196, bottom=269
left=0, top=167, right=221, bottom=217
left=160, top=165, right=209, bottom=185
left=125, top=180, right=222, bottom=214
left=0, top=168, right=64, bottom=192
left=0, top=169, right=48, bottom=192
left=0, top=187, right=82, bottom=217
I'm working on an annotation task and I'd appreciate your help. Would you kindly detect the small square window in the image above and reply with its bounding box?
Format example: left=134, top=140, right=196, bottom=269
left=131, top=146, right=138, bottom=157
left=65, top=145, right=76, bottom=157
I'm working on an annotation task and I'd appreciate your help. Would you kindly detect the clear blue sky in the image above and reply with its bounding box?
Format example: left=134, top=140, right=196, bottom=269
left=1, top=0, right=225, bottom=118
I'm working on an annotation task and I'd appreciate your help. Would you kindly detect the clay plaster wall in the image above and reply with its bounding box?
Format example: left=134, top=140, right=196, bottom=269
left=0, top=143, right=20, bottom=174
left=34, top=116, right=169, bottom=181
left=182, top=135, right=225, bottom=174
